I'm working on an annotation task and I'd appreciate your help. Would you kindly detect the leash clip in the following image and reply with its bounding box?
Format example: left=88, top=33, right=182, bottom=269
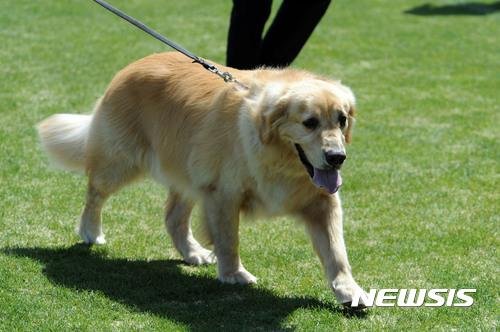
left=205, top=63, right=236, bottom=83
left=206, top=65, right=232, bottom=82
left=193, top=57, right=247, bottom=89
left=219, top=71, right=234, bottom=83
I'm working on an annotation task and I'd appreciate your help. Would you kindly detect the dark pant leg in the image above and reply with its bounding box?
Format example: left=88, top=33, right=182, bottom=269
left=260, top=0, right=331, bottom=67
left=226, top=0, right=273, bottom=69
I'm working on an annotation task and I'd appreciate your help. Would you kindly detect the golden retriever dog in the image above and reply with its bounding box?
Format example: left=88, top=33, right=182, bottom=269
left=37, top=52, right=367, bottom=307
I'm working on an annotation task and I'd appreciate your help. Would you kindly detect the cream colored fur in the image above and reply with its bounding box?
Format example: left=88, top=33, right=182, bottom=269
left=37, top=52, right=366, bottom=306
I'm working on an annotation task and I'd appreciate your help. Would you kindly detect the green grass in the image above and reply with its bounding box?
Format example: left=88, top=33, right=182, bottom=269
left=0, top=0, right=498, bottom=330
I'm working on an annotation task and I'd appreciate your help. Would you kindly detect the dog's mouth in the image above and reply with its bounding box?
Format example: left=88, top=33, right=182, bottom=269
left=295, top=144, right=342, bottom=194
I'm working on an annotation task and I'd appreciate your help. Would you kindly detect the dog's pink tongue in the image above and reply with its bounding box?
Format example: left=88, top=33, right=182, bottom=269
left=312, top=168, right=342, bottom=194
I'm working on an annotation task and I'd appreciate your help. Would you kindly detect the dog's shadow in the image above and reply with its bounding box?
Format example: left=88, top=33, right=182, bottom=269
left=4, top=245, right=366, bottom=330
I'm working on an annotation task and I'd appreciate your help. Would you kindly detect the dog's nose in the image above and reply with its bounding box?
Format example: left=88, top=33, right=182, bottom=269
left=325, top=151, right=346, bottom=167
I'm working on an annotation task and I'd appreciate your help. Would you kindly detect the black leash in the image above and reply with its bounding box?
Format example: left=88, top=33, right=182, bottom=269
left=92, top=0, right=245, bottom=88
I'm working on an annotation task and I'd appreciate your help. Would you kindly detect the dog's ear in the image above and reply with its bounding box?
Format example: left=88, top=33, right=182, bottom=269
left=345, top=104, right=356, bottom=143
left=339, top=85, right=356, bottom=144
left=259, top=96, right=289, bottom=144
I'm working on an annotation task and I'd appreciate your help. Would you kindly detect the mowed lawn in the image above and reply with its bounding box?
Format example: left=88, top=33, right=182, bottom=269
left=0, top=0, right=498, bottom=330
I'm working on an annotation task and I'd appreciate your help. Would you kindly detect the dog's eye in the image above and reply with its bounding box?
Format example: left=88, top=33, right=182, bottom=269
left=302, top=117, right=319, bottom=130
left=338, top=114, right=347, bottom=128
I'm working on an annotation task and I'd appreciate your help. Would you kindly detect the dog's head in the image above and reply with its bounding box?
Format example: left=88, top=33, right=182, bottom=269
left=256, top=78, right=356, bottom=193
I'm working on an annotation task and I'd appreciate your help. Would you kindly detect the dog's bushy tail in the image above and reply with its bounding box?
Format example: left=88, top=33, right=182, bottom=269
left=37, top=113, right=92, bottom=172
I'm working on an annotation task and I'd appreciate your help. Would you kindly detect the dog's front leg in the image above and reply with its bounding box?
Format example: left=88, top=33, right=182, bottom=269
left=301, top=194, right=366, bottom=307
left=203, top=193, right=257, bottom=285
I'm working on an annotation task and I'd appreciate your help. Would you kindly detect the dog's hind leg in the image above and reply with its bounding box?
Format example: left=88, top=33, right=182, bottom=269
left=165, top=192, right=215, bottom=265
left=79, top=156, right=143, bottom=244
left=79, top=182, right=108, bottom=244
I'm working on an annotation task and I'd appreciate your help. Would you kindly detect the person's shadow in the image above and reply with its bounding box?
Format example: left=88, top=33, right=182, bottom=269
left=4, top=245, right=366, bottom=330
left=405, top=1, right=500, bottom=16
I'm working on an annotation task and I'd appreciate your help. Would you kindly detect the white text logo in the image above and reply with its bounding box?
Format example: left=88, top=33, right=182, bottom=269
left=351, top=289, right=476, bottom=307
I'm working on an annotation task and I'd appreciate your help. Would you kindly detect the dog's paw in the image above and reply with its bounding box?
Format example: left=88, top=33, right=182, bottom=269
left=78, top=228, right=106, bottom=245
left=218, top=268, right=258, bottom=285
left=184, top=248, right=216, bottom=265
left=332, top=280, right=367, bottom=308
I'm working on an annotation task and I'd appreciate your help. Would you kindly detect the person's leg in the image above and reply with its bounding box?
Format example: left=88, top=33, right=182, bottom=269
left=226, top=0, right=273, bottom=69
left=260, top=0, right=331, bottom=67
